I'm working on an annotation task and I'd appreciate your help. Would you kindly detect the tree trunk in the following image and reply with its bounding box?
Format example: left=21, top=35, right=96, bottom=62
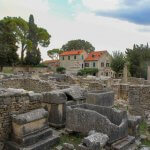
left=21, top=44, right=25, bottom=64
left=0, top=66, right=3, bottom=72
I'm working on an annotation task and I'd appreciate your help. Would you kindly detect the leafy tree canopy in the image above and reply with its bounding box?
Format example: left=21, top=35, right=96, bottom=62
left=110, top=51, right=126, bottom=76
left=126, top=43, right=150, bottom=79
left=0, top=15, right=51, bottom=65
left=47, top=49, right=63, bottom=60
left=0, top=18, right=19, bottom=71
left=61, top=39, right=95, bottom=53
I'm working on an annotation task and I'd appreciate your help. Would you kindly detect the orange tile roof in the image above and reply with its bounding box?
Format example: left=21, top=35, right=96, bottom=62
left=85, top=51, right=107, bottom=61
left=60, top=50, right=84, bottom=56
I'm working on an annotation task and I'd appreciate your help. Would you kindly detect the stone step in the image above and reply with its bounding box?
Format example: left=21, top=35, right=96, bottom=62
left=111, top=136, right=135, bottom=150
left=6, top=135, right=60, bottom=150
left=14, top=127, right=53, bottom=146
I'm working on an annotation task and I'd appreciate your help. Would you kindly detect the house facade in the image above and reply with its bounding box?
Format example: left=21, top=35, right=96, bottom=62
left=59, top=50, right=115, bottom=77
left=43, top=60, right=60, bottom=71
left=84, top=51, right=115, bottom=77
left=59, top=50, right=88, bottom=74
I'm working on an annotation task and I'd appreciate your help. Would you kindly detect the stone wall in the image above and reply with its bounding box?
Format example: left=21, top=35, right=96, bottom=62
left=2, top=67, right=49, bottom=74
left=0, top=78, right=56, bottom=93
left=66, top=104, right=128, bottom=143
left=127, top=77, right=145, bottom=85
left=77, top=77, right=103, bottom=91
left=0, top=89, right=42, bottom=141
left=128, top=85, right=150, bottom=117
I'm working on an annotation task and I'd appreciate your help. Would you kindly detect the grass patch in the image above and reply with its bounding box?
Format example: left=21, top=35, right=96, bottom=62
left=113, top=105, right=120, bottom=110
left=139, top=121, right=150, bottom=147
left=141, top=140, right=150, bottom=147
left=139, top=121, right=148, bottom=135
left=55, top=133, right=84, bottom=149
left=2, top=67, right=13, bottom=74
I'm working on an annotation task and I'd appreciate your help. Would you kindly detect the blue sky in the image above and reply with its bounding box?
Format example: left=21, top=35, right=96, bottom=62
left=0, top=0, right=150, bottom=60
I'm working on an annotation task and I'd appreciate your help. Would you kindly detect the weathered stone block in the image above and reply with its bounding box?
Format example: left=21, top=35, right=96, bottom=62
left=86, top=90, right=114, bottom=107
left=82, top=132, right=109, bottom=149
left=66, top=104, right=128, bottom=143
left=12, top=108, right=48, bottom=137
left=111, top=135, right=135, bottom=150
left=60, top=86, right=87, bottom=101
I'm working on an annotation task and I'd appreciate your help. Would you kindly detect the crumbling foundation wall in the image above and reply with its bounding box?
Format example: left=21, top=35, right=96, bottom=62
left=0, top=90, right=42, bottom=141
left=129, top=85, right=150, bottom=117
left=0, top=78, right=55, bottom=93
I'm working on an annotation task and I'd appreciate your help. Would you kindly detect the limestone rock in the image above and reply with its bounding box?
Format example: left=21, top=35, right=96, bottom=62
left=61, top=86, right=87, bottom=100
left=42, top=90, right=67, bottom=104
left=86, top=90, right=114, bottom=107
left=12, top=108, right=48, bottom=124
left=83, top=132, right=109, bottom=148
left=56, top=145, right=63, bottom=150
left=63, top=143, right=74, bottom=150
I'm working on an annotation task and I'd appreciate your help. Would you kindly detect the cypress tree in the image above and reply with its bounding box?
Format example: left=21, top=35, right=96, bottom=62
left=25, top=14, right=41, bottom=65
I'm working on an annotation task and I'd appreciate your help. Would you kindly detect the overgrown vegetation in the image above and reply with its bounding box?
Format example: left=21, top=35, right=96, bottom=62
left=126, top=44, right=150, bottom=79
left=77, top=68, right=98, bottom=76
left=56, top=67, right=66, bottom=74
left=139, top=121, right=148, bottom=135
left=55, top=133, right=84, bottom=149
left=139, top=121, right=150, bottom=147
left=110, top=51, right=126, bottom=77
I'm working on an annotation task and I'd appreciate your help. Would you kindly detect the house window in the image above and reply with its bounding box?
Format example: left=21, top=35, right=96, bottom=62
left=74, top=55, right=76, bottom=59
left=106, top=63, right=109, bottom=67
left=101, top=62, right=104, bottom=67
left=106, top=72, right=108, bottom=76
left=82, top=64, right=84, bottom=68
left=82, top=55, right=84, bottom=60
left=93, top=62, right=96, bottom=67
left=62, top=56, right=64, bottom=60
left=85, top=63, right=89, bottom=67
left=68, top=56, right=70, bottom=60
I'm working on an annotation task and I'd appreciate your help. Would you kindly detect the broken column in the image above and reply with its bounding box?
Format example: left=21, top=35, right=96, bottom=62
left=86, top=90, right=114, bottom=107
left=42, top=91, right=67, bottom=128
left=6, top=108, right=59, bottom=149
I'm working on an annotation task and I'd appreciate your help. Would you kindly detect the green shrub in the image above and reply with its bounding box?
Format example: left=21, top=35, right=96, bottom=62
left=56, top=67, right=66, bottom=73
left=77, top=68, right=98, bottom=76
left=35, top=63, right=48, bottom=67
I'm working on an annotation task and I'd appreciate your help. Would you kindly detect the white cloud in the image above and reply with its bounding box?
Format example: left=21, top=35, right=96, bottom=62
left=68, top=0, right=75, bottom=4
left=0, top=0, right=150, bottom=61
left=81, top=0, right=120, bottom=11
left=74, top=12, right=150, bottom=53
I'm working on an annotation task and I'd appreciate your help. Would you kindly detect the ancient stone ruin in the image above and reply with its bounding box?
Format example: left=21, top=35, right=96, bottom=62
left=0, top=72, right=149, bottom=150
left=6, top=108, right=59, bottom=149
left=86, top=90, right=114, bottom=107
left=66, top=104, right=128, bottom=143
